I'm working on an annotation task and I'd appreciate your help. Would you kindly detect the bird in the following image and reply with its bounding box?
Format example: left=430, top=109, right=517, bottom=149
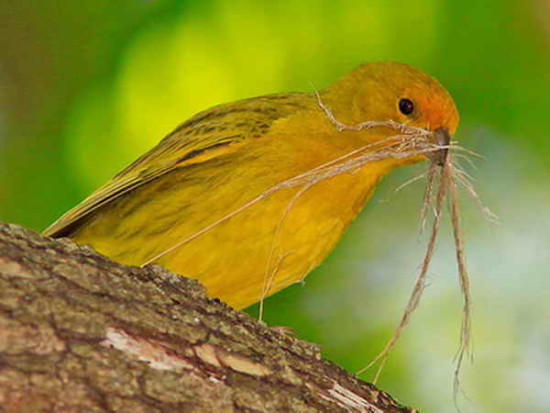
left=44, top=61, right=459, bottom=310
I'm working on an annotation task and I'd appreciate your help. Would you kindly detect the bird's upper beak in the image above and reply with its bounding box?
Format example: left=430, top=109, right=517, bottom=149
left=428, top=127, right=451, bottom=166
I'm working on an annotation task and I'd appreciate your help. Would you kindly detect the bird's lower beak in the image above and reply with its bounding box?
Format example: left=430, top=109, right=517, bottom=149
left=428, top=127, right=451, bottom=166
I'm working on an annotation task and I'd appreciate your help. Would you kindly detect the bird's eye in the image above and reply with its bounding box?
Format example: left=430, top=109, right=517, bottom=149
left=398, top=98, right=415, bottom=115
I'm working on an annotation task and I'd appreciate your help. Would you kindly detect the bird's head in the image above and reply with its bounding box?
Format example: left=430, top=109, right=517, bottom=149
left=322, top=61, right=459, bottom=166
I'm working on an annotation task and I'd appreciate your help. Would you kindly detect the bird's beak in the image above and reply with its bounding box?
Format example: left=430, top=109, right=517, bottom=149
left=428, top=127, right=451, bottom=166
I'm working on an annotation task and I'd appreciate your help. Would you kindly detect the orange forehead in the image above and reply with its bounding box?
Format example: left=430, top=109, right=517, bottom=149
left=390, top=64, right=459, bottom=134
left=413, top=88, right=459, bottom=134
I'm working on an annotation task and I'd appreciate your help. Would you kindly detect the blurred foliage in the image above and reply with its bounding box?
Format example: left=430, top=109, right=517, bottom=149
left=0, top=1, right=548, bottom=412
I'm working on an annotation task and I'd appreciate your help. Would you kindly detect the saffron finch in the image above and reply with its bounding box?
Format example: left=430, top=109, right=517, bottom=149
left=44, top=61, right=459, bottom=309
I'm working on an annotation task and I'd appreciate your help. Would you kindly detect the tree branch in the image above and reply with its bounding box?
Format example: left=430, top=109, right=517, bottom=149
left=0, top=223, right=416, bottom=413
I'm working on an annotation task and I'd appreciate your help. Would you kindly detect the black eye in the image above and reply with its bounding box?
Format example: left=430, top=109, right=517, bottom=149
left=399, top=98, right=415, bottom=115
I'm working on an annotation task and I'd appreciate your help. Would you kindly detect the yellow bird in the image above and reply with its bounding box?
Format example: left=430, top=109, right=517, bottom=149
left=44, top=62, right=459, bottom=310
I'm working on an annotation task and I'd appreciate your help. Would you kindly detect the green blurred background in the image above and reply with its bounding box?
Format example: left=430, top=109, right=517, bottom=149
left=1, top=1, right=548, bottom=411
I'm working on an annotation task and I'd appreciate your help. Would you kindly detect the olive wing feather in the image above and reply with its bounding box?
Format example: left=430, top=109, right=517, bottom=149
left=43, top=94, right=305, bottom=238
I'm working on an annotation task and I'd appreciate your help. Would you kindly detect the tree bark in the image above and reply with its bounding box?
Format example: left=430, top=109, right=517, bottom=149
left=0, top=223, right=416, bottom=413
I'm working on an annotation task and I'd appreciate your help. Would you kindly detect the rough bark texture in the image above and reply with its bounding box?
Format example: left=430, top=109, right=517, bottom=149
left=0, top=223, right=417, bottom=413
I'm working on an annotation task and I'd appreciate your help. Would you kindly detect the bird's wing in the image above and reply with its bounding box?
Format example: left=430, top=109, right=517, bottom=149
left=43, top=93, right=306, bottom=237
